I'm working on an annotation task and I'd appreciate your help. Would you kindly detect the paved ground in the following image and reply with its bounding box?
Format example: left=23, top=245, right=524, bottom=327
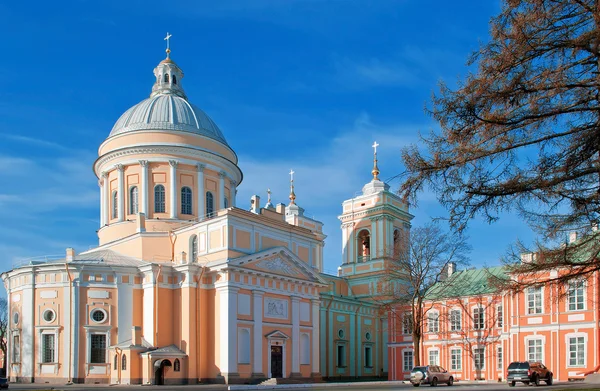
left=4, top=381, right=600, bottom=391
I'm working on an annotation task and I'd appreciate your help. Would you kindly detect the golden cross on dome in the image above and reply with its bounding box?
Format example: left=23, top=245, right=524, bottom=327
left=164, top=32, right=172, bottom=58
left=372, top=141, right=379, bottom=154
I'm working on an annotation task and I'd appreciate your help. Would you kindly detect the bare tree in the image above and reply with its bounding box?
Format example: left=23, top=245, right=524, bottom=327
left=399, top=0, right=600, bottom=288
left=0, top=298, right=7, bottom=376
left=382, top=222, right=470, bottom=366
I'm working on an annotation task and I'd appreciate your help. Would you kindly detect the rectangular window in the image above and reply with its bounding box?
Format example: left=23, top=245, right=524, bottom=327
left=527, top=339, right=543, bottom=362
left=568, top=280, right=585, bottom=311
left=402, top=312, right=413, bottom=335
left=450, top=309, right=462, bottom=331
left=365, top=346, right=372, bottom=368
left=90, top=334, right=107, bottom=364
left=497, top=347, right=503, bottom=371
left=450, top=348, right=462, bottom=371
left=497, top=305, right=503, bottom=328
left=12, top=335, right=20, bottom=363
left=337, top=345, right=346, bottom=367
left=569, top=337, right=585, bottom=366
left=527, top=287, right=542, bottom=314
left=42, top=334, right=55, bottom=363
left=403, top=350, right=414, bottom=371
left=429, top=350, right=440, bottom=366
left=473, top=307, right=485, bottom=330
left=428, top=312, right=439, bottom=333
left=474, top=347, right=485, bottom=370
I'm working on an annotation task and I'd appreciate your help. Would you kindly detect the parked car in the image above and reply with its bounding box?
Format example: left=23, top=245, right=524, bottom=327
left=0, top=378, right=8, bottom=389
left=410, top=365, right=454, bottom=387
left=506, top=361, right=553, bottom=386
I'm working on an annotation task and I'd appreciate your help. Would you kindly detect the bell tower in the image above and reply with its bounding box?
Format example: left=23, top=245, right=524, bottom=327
left=338, top=142, right=413, bottom=296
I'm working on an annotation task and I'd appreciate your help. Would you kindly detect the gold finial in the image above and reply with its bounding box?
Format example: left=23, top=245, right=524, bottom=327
left=164, top=32, right=172, bottom=58
left=371, top=141, right=380, bottom=180
left=289, top=169, right=296, bottom=205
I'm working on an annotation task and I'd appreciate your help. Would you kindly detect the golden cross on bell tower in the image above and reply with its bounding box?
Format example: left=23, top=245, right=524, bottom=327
left=164, top=32, right=172, bottom=58
left=371, top=141, right=380, bottom=180
left=289, top=169, right=296, bottom=205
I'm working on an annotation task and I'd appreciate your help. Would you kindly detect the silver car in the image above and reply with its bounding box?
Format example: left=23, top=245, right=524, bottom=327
left=410, top=365, right=454, bottom=387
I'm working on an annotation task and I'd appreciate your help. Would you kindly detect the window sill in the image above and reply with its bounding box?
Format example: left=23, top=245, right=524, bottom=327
left=364, top=366, right=373, bottom=369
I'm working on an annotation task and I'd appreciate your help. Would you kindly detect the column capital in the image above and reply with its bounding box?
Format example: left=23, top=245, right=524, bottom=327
left=291, top=295, right=301, bottom=303
left=252, top=289, right=265, bottom=297
left=196, top=163, right=206, bottom=172
left=218, top=171, right=227, bottom=179
left=229, top=179, right=237, bottom=187
left=101, top=171, right=108, bottom=179
left=139, top=160, right=149, bottom=167
left=311, top=298, right=321, bottom=305
left=169, top=160, right=179, bottom=168
left=116, top=164, right=125, bottom=172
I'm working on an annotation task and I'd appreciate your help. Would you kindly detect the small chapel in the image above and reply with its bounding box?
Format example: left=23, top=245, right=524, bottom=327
left=1, top=39, right=413, bottom=385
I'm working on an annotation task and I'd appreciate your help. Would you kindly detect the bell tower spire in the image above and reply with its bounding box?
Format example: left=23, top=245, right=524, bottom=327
left=371, top=141, right=380, bottom=180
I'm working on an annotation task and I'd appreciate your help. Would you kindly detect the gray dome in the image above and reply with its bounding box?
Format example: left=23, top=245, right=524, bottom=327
left=109, top=94, right=228, bottom=145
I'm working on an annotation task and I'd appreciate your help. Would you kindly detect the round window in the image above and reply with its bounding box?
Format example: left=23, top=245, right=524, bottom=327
left=338, top=329, right=345, bottom=339
left=91, top=309, right=106, bottom=323
left=43, top=309, right=55, bottom=323
left=365, top=332, right=371, bottom=341
left=12, top=312, right=19, bottom=325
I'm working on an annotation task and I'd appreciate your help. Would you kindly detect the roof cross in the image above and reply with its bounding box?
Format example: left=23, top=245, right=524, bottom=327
left=164, top=32, right=172, bottom=57
left=372, top=141, right=379, bottom=155
left=289, top=169, right=295, bottom=182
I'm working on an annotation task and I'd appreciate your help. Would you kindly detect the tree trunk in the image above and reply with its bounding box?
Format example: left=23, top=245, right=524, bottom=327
left=413, top=333, right=422, bottom=366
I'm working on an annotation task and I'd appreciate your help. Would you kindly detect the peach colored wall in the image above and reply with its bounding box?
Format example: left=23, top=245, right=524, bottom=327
left=235, top=229, right=251, bottom=249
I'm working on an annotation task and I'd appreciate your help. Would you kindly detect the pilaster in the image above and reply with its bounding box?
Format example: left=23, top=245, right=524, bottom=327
left=219, top=171, right=226, bottom=210
left=252, top=290, right=265, bottom=377
left=169, top=160, right=178, bottom=219
left=102, top=172, right=109, bottom=225
left=139, top=160, right=149, bottom=216
left=216, top=284, right=239, bottom=382
left=311, top=299, right=321, bottom=377
left=117, top=164, right=125, bottom=222
left=290, top=296, right=301, bottom=377
left=197, top=164, right=205, bottom=218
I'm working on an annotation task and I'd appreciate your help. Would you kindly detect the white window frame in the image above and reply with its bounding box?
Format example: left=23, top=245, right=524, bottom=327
left=364, top=345, right=373, bottom=368
left=473, top=307, right=485, bottom=330
left=473, top=346, right=485, bottom=370
left=450, top=309, right=462, bottom=332
left=428, top=348, right=440, bottom=366
left=403, top=349, right=414, bottom=372
left=85, top=328, right=110, bottom=365
left=450, top=348, right=462, bottom=371
left=129, top=186, right=139, bottom=215
left=497, top=305, right=503, bottom=328
left=427, top=310, right=439, bottom=333
left=526, top=337, right=543, bottom=363
left=38, top=329, right=59, bottom=364
left=565, top=333, right=587, bottom=367
left=567, top=280, right=586, bottom=311
left=497, top=346, right=503, bottom=371
left=402, top=312, right=413, bottom=335
left=527, top=286, right=543, bottom=314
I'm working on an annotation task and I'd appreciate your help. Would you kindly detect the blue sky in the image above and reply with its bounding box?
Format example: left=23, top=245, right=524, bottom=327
left=0, top=0, right=532, bottom=282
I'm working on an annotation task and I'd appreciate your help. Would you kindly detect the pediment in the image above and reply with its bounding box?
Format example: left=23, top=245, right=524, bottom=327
left=230, top=247, right=326, bottom=285
left=265, top=330, right=289, bottom=340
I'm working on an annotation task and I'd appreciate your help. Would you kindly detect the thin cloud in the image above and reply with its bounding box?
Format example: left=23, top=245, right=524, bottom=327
left=0, top=134, right=70, bottom=151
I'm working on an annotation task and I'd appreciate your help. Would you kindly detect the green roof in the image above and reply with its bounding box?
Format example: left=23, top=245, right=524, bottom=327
left=425, top=266, right=507, bottom=300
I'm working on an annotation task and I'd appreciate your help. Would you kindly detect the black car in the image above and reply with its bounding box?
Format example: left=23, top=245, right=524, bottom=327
left=507, top=361, right=553, bottom=387
left=0, top=378, right=8, bottom=389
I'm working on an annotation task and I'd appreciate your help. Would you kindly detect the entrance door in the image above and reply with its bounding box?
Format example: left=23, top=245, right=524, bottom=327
left=271, top=345, right=283, bottom=378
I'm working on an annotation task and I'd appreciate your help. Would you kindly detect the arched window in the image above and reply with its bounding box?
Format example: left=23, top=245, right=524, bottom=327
left=121, top=354, right=127, bottom=370
left=113, top=354, right=118, bottom=370
left=190, top=235, right=198, bottom=263
left=174, top=358, right=181, bottom=372
left=224, top=197, right=229, bottom=208
left=129, top=186, right=139, bottom=214
left=393, top=229, right=401, bottom=258
left=300, top=333, right=310, bottom=365
left=172, top=74, right=177, bottom=85
left=181, top=187, right=193, bottom=215
left=237, top=329, right=250, bottom=364
left=357, top=229, right=371, bottom=262
left=206, top=191, right=214, bottom=217
left=164, top=73, right=169, bottom=83
left=112, top=191, right=118, bottom=219
left=154, top=185, right=165, bottom=213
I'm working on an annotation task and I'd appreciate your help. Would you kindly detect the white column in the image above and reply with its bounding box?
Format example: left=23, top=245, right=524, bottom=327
left=370, top=218, right=377, bottom=259
left=219, top=171, right=226, bottom=210
left=217, top=285, right=239, bottom=379
left=252, top=290, right=264, bottom=376
left=229, top=180, right=237, bottom=207
left=311, top=299, right=320, bottom=376
left=102, top=172, right=109, bottom=225
left=142, top=270, right=156, bottom=345
left=342, top=224, right=348, bottom=264
left=99, top=174, right=106, bottom=226
left=169, top=160, right=178, bottom=219
left=117, top=164, right=125, bottom=222
left=291, top=296, right=301, bottom=375
left=197, top=164, right=205, bottom=217
left=140, top=160, right=149, bottom=216
left=378, top=217, right=384, bottom=258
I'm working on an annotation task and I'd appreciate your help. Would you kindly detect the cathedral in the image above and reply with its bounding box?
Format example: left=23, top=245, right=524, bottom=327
left=1, top=43, right=412, bottom=385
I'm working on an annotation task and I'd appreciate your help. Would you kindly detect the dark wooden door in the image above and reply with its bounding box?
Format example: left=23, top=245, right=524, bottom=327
left=271, top=345, right=283, bottom=378
left=155, top=366, right=163, bottom=385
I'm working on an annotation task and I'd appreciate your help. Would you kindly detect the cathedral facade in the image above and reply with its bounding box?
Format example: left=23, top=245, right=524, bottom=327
left=1, top=49, right=412, bottom=385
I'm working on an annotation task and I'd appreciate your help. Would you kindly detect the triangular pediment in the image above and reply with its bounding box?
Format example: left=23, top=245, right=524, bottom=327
left=230, top=247, right=326, bottom=285
left=265, top=330, right=289, bottom=339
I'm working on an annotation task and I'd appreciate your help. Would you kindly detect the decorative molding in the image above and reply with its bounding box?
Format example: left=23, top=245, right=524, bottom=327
left=169, top=160, right=179, bottom=168
left=116, top=164, right=124, bottom=172
left=139, top=160, right=149, bottom=167
left=219, top=171, right=227, bottom=179
left=101, top=171, right=108, bottom=178
left=256, top=257, right=297, bottom=276
left=265, top=298, right=288, bottom=319
left=196, top=163, right=205, bottom=172
left=229, top=179, right=237, bottom=187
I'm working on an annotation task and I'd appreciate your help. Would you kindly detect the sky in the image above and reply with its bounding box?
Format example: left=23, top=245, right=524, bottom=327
left=0, top=0, right=534, bottom=285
